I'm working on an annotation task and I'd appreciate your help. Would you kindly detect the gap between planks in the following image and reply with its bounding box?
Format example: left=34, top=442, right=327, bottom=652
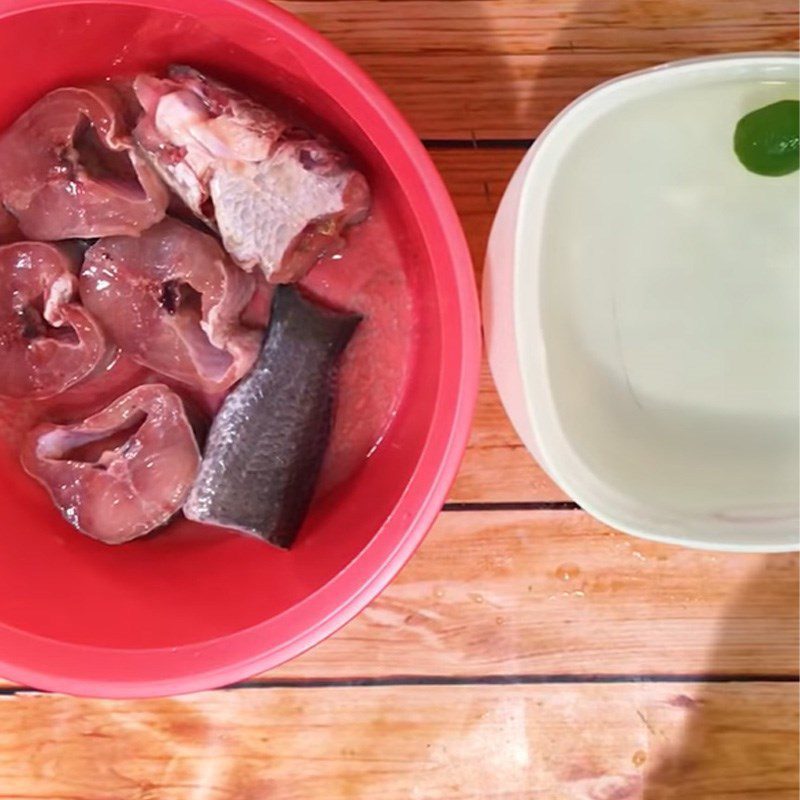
left=443, top=501, right=579, bottom=511
left=0, top=674, right=796, bottom=697
left=226, top=674, right=799, bottom=690
left=423, top=138, right=534, bottom=149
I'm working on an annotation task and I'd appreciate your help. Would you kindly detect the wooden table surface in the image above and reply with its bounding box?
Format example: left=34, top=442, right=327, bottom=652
left=2, top=2, right=798, bottom=798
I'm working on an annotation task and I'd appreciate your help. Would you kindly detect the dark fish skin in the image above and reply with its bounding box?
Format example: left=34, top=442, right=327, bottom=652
left=184, top=285, right=361, bottom=547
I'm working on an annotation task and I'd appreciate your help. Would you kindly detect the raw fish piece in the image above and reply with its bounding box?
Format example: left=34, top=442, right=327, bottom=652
left=184, top=286, right=361, bottom=547
left=81, top=217, right=261, bottom=393
left=0, top=86, right=168, bottom=240
left=133, top=66, right=370, bottom=283
left=0, top=241, right=107, bottom=398
left=22, top=384, right=200, bottom=544
left=0, top=206, right=21, bottom=244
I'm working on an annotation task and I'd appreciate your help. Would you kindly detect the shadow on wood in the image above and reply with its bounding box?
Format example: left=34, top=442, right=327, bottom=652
left=532, top=3, right=800, bottom=797
left=526, top=0, right=798, bottom=138
left=641, top=555, right=799, bottom=800
left=281, top=0, right=520, bottom=142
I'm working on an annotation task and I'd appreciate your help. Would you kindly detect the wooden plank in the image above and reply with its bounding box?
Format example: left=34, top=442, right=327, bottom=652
left=431, top=146, right=521, bottom=281
left=430, top=147, right=569, bottom=502
left=0, top=512, right=794, bottom=690
left=265, top=510, right=799, bottom=679
left=450, top=358, right=569, bottom=503
left=276, top=0, right=799, bottom=138
left=0, top=682, right=794, bottom=799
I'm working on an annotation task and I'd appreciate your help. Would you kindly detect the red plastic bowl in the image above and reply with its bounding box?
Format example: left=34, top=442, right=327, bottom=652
left=0, top=0, right=479, bottom=697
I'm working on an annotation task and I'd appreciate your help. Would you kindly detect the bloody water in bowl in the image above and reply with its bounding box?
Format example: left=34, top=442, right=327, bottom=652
left=0, top=1, right=439, bottom=655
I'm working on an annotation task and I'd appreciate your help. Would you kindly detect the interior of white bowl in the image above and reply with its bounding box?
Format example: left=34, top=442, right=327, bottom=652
left=516, top=54, right=799, bottom=552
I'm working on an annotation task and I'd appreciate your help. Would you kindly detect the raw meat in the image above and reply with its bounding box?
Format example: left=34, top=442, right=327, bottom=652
left=81, top=217, right=261, bottom=393
left=133, top=66, right=370, bottom=283
left=0, top=206, right=21, bottom=244
left=184, top=286, right=360, bottom=548
left=0, top=86, right=168, bottom=240
left=22, top=384, right=200, bottom=544
left=0, top=241, right=107, bottom=399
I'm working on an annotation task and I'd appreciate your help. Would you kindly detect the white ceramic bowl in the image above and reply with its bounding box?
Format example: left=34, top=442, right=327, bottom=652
left=484, top=53, right=799, bottom=552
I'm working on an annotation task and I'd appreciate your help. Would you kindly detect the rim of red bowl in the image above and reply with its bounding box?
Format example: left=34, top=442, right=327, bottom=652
left=0, top=0, right=480, bottom=696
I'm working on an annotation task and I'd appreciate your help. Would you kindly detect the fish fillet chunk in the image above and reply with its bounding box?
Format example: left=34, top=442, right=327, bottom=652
left=22, top=384, right=201, bottom=544
left=133, top=66, right=370, bottom=283
left=81, top=217, right=261, bottom=393
left=0, top=86, right=168, bottom=239
left=0, top=241, right=107, bottom=398
left=184, top=286, right=361, bottom=548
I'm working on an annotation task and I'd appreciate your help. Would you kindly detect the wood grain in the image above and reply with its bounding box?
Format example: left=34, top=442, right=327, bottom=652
left=277, top=0, right=799, bottom=138
left=0, top=8, right=796, bottom=799
left=431, top=147, right=521, bottom=280
left=0, top=511, right=793, bottom=690
left=450, top=359, right=569, bottom=503
left=431, top=147, right=571, bottom=502
left=264, top=510, right=798, bottom=680
left=0, top=682, right=794, bottom=799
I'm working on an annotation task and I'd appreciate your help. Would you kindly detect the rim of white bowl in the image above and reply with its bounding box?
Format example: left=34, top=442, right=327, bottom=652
left=512, top=52, right=800, bottom=553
